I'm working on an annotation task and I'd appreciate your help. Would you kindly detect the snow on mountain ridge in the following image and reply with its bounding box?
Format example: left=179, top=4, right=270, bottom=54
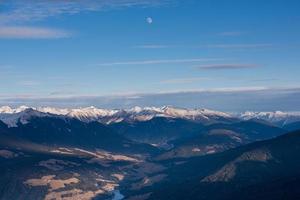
left=38, top=107, right=70, bottom=115
left=0, top=108, right=52, bottom=127
left=2, top=106, right=300, bottom=127
left=239, top=111, right=300, bottom=125
left=0, top=105, right=233, bottom=126
left=161, top=106, right=231, bottom=119
left=0, top=105, right=29, bottom=114
left=67, top=106, right=118, bottom=123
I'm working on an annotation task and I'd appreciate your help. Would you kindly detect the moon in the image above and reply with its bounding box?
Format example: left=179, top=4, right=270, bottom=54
left=146, top=17, right=153, bottom=24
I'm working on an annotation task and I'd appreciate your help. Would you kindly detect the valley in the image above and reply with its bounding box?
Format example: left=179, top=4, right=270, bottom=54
left=0, top=106, right=299, bottom=199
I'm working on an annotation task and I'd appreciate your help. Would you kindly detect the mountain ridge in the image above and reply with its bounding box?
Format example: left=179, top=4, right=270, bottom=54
left=2, top=105, right=300, bottom=128
left=0, top=106, right=234, bottom=127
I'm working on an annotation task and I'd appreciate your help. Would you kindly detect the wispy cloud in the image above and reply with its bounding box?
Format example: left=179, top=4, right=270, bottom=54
left=134, top=45, right=171, bottom=49
left=204, top=44, right=273, bottom=49
left=160, top=77, right=210, bottom=84
left=0, top=0, right=170, bottom=24
left=218, top=31, right=245, bottom=36
left=249, top=78, right=280, bottom=82
left=0, top=1, right=171, bottom=40
left=134, top=43, right=273, bottom=50
left=196, top=64, right=258, bottom=70
left=0, top=26, right=71, bottom=39
left=2, top=87, right=300, bottom=112
left=98, top=58, right=218, bottom=66
left=153, top=86, right=268, bottom=94
left=49, top=91, right=77, bottom=97
left=0, top=86, right=269, bottom=99
left=0, top=86, right=276, bottom=101
left=17, top=80, right=40, bottom=86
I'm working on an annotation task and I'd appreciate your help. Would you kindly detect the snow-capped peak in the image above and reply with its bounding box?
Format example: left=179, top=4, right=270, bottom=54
left=0, top=107, right=52, bottom=127
left=239, top=111, right=300, bottom=125
left=37, top=107, right=70, bottom=115
left=0, top=105, right=235, bottom=126
left=0, top=105, right=29, bottom=114
left=0, top=106, right=13, bottom=113
left=161, top=106, right=231, bottom=119
left=127, top=106, right=143, bottom=113
left=67, top=106, right=118, bottom=122
left=6, top=106, right=300, bottom=127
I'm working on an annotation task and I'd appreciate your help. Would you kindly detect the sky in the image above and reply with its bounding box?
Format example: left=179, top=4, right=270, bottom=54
left=0, top=0, right=300, bottom=111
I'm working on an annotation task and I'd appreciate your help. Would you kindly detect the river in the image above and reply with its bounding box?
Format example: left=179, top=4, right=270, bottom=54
left=112, top=190, right=124, bottom=200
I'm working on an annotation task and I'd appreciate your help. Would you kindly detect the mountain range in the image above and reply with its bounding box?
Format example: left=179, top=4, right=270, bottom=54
left=0, top=106, right=234, bottom=127
left=0, top=106, right=300, bottom=200
left=1, top=105, right=300, bottom=127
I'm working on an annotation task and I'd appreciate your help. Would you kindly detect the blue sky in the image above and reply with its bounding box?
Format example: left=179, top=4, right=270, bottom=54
left=0, top=0, right=300, bottom=111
